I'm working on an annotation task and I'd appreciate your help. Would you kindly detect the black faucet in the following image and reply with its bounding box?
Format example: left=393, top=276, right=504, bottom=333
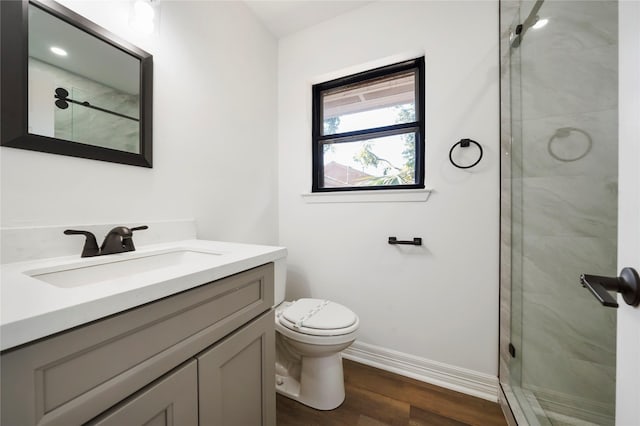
left=64, top=225, right=148, bottom=258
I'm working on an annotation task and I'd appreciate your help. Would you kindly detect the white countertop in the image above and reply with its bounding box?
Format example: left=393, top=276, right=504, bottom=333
left=0, top=239, right=287, bottom=351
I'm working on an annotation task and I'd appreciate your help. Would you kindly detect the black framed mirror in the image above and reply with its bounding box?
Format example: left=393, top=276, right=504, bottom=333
left=1, top=0, right=153, bottom=167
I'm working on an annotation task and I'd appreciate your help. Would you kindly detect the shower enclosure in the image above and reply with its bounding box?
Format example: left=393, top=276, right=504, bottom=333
left=499, top=0, right=618, bottom=424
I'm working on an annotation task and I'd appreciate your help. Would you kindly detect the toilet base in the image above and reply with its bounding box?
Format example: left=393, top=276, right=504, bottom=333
left=276, top=352, right=346, bottom=410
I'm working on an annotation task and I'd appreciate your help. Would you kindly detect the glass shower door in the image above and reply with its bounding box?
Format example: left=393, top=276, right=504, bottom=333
left=500, top=0, right=618, bottom=424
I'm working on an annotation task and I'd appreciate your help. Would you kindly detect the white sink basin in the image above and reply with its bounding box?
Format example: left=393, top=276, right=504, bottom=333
left=28, top=250, right=221, bottom=288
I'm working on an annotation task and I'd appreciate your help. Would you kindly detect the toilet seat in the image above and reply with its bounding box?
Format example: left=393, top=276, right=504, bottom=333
left=278, top=298, right=359, bottom=337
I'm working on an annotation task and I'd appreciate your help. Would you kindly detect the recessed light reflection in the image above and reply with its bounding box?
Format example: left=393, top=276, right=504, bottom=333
left=532, top=18, right=548, bottom=30
left=50, top=46, right=68, bottom=56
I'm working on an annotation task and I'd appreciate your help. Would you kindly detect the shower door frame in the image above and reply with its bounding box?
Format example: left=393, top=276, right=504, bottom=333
left=498, top=0, right=517, bottom=422
left=498, top=1, right=540, bottom=424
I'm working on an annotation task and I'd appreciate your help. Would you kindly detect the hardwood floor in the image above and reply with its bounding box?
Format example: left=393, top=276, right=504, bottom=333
left=276, top=359, right=507, bottom=426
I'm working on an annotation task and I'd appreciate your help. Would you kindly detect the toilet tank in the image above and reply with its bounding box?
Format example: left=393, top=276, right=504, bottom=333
left=273, top=257, right=287, bottom=306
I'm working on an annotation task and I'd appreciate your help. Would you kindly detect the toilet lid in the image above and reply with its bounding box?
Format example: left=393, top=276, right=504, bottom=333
left=279, top=298, right=357, bottom=335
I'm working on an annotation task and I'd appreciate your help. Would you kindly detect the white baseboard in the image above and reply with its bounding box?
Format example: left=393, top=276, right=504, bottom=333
left=342, top=340, right=499, bottom=402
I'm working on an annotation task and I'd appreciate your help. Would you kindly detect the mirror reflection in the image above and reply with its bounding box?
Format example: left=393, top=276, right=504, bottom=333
left=28, top=3, right=141, bottom=153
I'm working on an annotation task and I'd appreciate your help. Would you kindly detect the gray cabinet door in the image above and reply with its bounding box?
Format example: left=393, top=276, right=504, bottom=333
left=87, top=360, right=198, bottom=426
left=198, top=310, right=275, bottom=426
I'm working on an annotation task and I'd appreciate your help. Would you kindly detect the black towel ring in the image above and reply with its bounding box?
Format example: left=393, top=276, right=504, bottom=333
left=449, top=138, right=483, bottom=169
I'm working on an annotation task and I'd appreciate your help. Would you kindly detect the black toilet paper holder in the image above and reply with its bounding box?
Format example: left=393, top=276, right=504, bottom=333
left=388, top=237, right=422, bottom=246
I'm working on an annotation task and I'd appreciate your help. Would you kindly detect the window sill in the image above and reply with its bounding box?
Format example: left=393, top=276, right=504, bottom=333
left=301, top=188, right=432, bottom=204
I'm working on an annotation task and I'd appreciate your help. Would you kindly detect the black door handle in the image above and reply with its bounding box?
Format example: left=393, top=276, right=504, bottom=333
left=580, top=267, right=640, bottom=308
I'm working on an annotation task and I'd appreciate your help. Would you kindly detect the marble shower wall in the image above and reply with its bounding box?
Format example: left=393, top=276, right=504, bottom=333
left=29, top=58, right=140, bottom=153
left=512, top=0, right=618, bottom=422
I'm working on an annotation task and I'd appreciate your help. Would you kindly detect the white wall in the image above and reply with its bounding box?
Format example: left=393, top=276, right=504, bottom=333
left=616, top=1, right=640, bottom=424
left=278, top=1, right=500, bottom=376
left=1, top=0, right=279, bottom=245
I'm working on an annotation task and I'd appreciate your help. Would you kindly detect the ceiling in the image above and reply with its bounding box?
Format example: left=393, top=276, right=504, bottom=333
left=244, top=1, right=374, bottom=38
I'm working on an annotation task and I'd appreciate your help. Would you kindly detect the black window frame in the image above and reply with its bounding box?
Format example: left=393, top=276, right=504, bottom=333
left=312, top=57, right=425, bottom=192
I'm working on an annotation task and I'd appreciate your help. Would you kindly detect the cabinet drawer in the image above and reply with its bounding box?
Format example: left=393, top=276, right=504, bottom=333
left=1, top=263, right=274, bottom=426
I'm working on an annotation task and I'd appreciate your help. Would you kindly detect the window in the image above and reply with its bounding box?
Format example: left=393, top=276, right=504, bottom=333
left=312, top=57, right=425, bottom=192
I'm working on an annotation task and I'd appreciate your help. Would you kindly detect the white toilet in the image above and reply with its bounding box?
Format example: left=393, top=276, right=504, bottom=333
left=273, top=271, right=359, bottom=410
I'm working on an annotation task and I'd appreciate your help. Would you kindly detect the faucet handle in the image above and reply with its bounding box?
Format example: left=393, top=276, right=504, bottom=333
left=64, top=229, right=94, bottom=236
left=64, top=229, right=100, bottom=257
left=123, top=225, right=148, bottom=251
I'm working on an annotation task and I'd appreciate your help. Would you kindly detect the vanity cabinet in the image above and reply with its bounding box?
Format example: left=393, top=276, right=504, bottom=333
left=1, top=263, right=275, bottom=426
